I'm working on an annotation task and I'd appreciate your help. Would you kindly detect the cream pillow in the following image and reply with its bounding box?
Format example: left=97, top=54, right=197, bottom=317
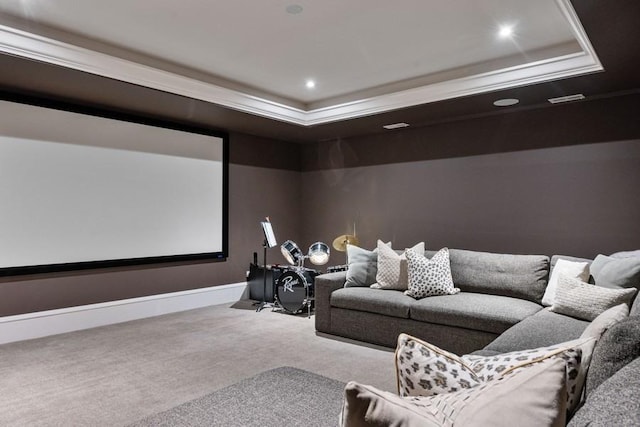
left=550, top=274, right=637, bottom=321
left=373, top=241, right=424, bottom=290
left=580, top=303, right=629, bottom=341
left=542, top=259, right=590, bottom=306
left=341, top=358, right=568, bottom=427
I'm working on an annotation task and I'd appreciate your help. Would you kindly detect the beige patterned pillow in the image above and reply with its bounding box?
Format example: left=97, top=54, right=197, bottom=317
left=396, top=333, right=593, bottom=415
left=342, top=358, right=568, bottom=427
left=395, top=334, right=481, bottom=397
left=373, top=241, right=425, bottom=290
left=551, top=274, right=637, bottom=321
left=404, top=247, right=460, bottom=299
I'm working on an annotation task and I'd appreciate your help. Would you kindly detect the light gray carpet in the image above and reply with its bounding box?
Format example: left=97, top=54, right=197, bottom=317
left=0, top=301, right=395, bottom=426
left=129, top=366, right=346, bottom=427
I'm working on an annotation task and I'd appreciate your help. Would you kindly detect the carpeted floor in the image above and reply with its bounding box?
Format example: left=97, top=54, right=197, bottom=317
left=129, top=367, right=346, bottom=427
left=0, top=301, right=395, bottom=426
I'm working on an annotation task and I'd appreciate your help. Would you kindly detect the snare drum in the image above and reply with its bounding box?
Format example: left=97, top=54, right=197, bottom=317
left=275, top=268, right=316, bottom=314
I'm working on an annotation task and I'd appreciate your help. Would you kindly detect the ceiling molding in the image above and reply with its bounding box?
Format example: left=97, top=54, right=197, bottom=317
left=0, top=0, right=602, bottom=126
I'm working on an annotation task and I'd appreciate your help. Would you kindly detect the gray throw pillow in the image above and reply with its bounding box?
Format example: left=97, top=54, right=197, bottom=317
left=584, top=316, right=640, bottom=398
left=344, top=244, right=378, bottom=287
left=609, top=249, right=640, bottom=259
left=590, top=254, right=640, bottom=290
left=550, top=275, right=637, bottom=321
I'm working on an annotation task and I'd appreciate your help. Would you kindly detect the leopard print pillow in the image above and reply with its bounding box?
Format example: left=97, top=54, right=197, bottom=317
left=396, top=334, right=594, bottom=414
left=404, top=247, right=460, bottom=299
left=395, top=334, right=481, bottom=397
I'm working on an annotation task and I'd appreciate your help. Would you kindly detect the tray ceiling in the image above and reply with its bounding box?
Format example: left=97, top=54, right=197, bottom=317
left=0, top=0, right=601, bottom=126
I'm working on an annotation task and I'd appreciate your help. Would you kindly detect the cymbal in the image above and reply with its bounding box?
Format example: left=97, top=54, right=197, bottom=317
left=332, top=234, right=360, bottom=252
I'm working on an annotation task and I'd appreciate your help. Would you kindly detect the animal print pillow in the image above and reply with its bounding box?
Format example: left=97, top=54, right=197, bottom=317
left=395, top=333, right=481, bottom=397
left=343, top=358, right=568, bottom=427
left=396, top=333, right=593, bottom=414
left=461, top=342, right=589, bottom=413
left=404, top=247, right=460, bottom=299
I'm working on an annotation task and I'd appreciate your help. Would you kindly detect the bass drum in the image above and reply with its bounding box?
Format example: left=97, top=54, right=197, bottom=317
left=275, top=268, right=315, bottom=314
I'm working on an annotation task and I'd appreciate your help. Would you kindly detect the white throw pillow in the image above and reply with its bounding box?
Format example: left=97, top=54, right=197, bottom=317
left=404, top=248, right=460, bottom=299
left=373, top=241, right=425, bottom=290
left=542, top=259, right=590, bottom=306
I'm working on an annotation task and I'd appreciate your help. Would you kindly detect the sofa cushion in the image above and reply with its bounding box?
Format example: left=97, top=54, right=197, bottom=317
left=444, top=249, right=550, bottom=304
left=585, top=316, right=640, bottom=398
left=331, top=287, right=412, bottom=318
left=568, top=357, right=640, bottom=427
left=409, top=293, right=542, bottom=334
left=483, top=308, right=589, bottom=353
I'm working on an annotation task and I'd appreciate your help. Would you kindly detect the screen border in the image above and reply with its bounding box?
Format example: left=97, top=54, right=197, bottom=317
left=0, top=91, right=229, bottom=277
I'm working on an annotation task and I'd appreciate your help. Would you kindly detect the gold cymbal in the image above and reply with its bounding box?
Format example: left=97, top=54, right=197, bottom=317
left=332, top=234, right=360, bottom=252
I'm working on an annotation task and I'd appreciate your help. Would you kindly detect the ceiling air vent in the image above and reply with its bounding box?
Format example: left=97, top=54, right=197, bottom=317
left=548, top=94, right=585, bottom=104
left=383, top=122, right=410, bottom=130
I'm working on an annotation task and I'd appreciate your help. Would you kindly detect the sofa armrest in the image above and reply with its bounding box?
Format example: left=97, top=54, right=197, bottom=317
left=314, top=271, right=347, bottom=333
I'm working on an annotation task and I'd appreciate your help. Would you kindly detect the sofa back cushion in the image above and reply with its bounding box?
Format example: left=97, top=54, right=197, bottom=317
left=584, top=315, right=640, bottom=398
left=425, top=249, right=550, bottom=303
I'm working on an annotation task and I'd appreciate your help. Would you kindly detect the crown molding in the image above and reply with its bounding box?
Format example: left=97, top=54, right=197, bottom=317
left=0, top=0, right=601, bottom=126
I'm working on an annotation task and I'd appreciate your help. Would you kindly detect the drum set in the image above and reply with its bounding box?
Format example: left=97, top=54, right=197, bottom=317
left=274, top=266, right=319, bottom=317
left=271, top=240, right=329, bottom=317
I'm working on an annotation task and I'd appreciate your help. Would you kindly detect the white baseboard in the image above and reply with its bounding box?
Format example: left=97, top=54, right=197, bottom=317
left=0, top=282, right=249, bottom=345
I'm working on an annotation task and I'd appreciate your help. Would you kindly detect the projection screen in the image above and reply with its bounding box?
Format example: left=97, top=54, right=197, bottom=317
left=0, top=93, right=228, bottom=276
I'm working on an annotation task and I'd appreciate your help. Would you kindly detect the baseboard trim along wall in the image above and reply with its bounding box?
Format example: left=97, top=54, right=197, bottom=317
left=0, top=282, right=249, bottom=345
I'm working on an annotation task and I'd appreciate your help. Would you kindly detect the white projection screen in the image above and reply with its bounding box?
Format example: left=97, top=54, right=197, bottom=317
left=0, top=94, right=228, bottom=276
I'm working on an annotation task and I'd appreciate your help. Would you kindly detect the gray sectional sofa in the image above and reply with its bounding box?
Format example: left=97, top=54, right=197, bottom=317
left=315, top=248, right=640, bottom=425
left=316, top=249, right=590, bottom=354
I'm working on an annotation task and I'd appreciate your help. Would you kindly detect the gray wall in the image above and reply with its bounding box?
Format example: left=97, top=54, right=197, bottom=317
left=301, top=139, right=640, bottom=259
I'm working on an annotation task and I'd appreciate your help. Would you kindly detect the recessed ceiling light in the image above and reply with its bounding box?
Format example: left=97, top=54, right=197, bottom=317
left=305, top=79, right=316, bottom=89
left=493, top=98, right=519, bottom=107
left=498, top=24, right=514, bottom=39
left=286, top=4, right=304, bottom=14
left=383, top=122, right=410, bottom=130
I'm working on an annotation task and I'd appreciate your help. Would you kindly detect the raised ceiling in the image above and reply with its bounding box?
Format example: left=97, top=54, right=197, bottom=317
left=0, top=0, right=603, bottom=126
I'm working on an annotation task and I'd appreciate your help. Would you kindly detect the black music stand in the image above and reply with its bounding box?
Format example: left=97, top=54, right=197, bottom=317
left=256, top=218, right=277, bottom=312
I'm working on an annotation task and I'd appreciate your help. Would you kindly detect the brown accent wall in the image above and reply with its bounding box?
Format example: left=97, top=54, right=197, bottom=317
left=301, top=139, right=640, bottom=259
left=299, top=94, right=640, bottom=259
